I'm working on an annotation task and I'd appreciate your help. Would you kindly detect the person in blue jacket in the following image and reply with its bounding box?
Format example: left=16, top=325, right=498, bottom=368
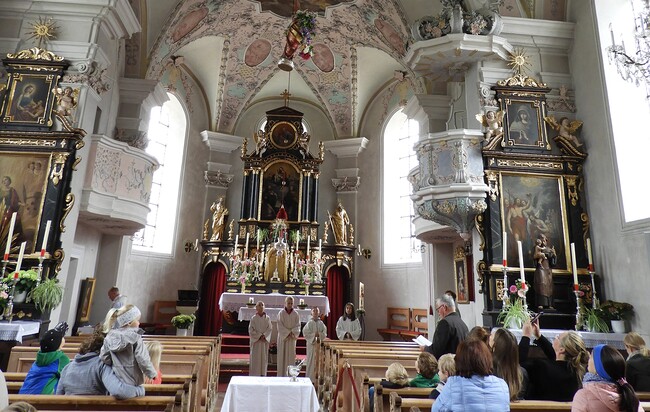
left=19, top=322, right=70, bottom=394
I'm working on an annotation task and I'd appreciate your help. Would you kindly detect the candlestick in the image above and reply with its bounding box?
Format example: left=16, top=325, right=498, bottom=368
left=15, top=242, right=26, bottom=274
left=249, top=297, right=254, bottom=304
left=244, top=233, right=250, bottom=258
left=306, top=236, right=310, bottom=259
left=502, top=231, right=507, bottom=267
left=40, top=220, right=51, bottom=257
left=4, top=212, right=16, bottom=258
left=234, top=235, right=239, bottom=256
left=570, top=243, right=578, bottom=285
left=586, top=238, right=593, bottom=271
left=574, top=288, right=582, bottom=331
left=516, top=240, right=525, bottom=282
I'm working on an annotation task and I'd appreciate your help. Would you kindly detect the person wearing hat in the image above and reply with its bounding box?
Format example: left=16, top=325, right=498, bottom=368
left=19, top=322, right=70, bottom=394
left=572, top=344, right=643, bottom=412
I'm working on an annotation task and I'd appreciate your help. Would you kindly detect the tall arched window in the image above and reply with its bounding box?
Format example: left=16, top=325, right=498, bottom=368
left=132, top=93, right=187, bottom=254
left=383, top=109, right=421, bottom=264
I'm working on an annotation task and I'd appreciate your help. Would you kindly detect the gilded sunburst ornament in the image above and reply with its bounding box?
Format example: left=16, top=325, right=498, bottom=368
left=27, top=17, right=59, bottom=48
left=507, top=48, right=532, bottom=76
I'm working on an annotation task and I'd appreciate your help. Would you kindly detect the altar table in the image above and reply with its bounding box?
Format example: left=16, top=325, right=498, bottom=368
left=237, top=307, right=314, bottom=323
left=220, top=376, right=319, bottom=412
left=219, top=292, right=330, bottom=315
left=0, top=321, right=40, bottom=343
left=509, top=328, right=627, bottom=350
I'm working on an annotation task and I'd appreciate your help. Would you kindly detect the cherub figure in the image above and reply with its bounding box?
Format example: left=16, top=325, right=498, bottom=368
left=298, top=132, right=310, bottom=152
left=253, top=130, right=268, bottom=156
left=52, top=86, right=78, bottom=117
left=544, top=115, right=583, bottom=147
left=475, top=110, right=504, bottom=142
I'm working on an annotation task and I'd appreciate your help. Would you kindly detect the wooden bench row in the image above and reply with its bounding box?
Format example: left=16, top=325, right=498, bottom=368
left=376, top=307, right=428, bottom=341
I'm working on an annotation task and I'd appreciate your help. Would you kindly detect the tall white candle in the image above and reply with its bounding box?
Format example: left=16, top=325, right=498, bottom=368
left=517, top=240, right=525, bottom=282
left=502, top=231, right=507, bottom=267
left=14, top=241, right=26, bottom=277
left=318, top=239, right=322, bottom=254
left=295, top=231, right=300, bottom=252
left=570, top=242, right=578, bottom=285
left=40, top=220, right=51, bottom=257
left=234, top=235, right=239, bottom=256
left=4, top=212, right=16, bottom=258
left=244, top=233, right=250, bottom=257
left=256, top=229, right=260, bottom=251
left=306, top=236, right=310, bottom=259
left=586, top=238, right=593, bottom=269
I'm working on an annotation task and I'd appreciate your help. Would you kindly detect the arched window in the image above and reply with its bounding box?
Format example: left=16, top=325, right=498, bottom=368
left=598, top=0, right=650, bottom=224
left=132, top=93, right=187, bottom=254
left=383, top=109, right=421, bottom=264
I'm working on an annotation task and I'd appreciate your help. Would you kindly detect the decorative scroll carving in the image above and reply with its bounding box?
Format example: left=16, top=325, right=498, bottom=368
left=60, top=193, right=74, bottom=233
left=331, top=176, right=360, bottom=192
left=7, top=47, right=64, bottom=62
left=53, top=248, right=65, bottom=274
left=204, top=170, right=234, bottom=188
left=50, top=153, right=69, bottom=185
left=417, top=198, right=487, bottom=241
left=495, top=159, right=563, bottom=170
left=475, top=214, right=485, bottom=251
left=565, top=176, right=578, bottom=206
left=485, top=170, right=499, bottom=201
left=114, top=128, right=148, bottom=150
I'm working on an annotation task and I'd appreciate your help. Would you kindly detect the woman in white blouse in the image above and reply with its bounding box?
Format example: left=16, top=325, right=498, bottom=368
left=336, top=302, right=362, bottom=340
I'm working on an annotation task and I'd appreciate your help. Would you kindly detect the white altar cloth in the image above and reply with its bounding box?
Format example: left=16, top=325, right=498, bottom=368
left=220, top=376, right=319, bottom=412
left=238, top=307, right=313, bottom=323
left=508, top=328, right=627, bottom=350
left=219, top=292, right=330, bottom=316
left=0, top=321, right=40, bottom=342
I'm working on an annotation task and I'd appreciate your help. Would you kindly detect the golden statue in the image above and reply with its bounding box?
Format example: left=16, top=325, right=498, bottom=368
left=328, top=201, right=350, bottom=246
left=322, top=221, right=330, bottom=244
left=228, top=220, right=234, bottom=240
left=202, top=218, right=210, bottom=240
left=210, top=197, right=228, bottom=241
left=264, top=238, right=288, bottom=282
left=349, top=223, right=355, bottom=245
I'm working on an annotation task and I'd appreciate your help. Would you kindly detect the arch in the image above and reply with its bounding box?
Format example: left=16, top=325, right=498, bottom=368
left=196, top=261, right=227, bottom=336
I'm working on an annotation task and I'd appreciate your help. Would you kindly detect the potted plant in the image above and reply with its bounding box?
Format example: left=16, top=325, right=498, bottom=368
left=11, top=269, right=39, bottom=303
left=28, top=277, right=64, bottom=313
left=171, top=314, right=196, bottom=336
left=583, top=307, right=609, bottom=332
left=600, top=300, right=634, bottom=333
left=497, top=280, right=533, bottom=329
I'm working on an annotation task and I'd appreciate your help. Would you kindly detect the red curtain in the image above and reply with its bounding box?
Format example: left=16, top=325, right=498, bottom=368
left=197, top=263, right=226, bottom=336
left=326, top=266, right=349, bottom=339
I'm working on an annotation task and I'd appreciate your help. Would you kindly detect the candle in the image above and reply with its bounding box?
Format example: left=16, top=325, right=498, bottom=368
left=299, top=299, right=305, bottom=306
left=517, top=240, right=525, bottom=282
left=244, top=233, right=250, bottom=258
left=502, top=231, right=507, bottom=267
left=306, top=236, right=310, bottom=259
left=570, top=242, right=578, bottom=285
left=358, top=244, right=361, bottom=254
left=610, top=23, right=615, bottom=46
left=318, top=239, right=322, bottom=254
left=234, top=235, right=239, bottom=255
left=4, top=212, right=16, bottom=259
left=40, top=220, right=51, bottom=257
left=256, top=229, right=260, bottom=251
left=249, top=297, right=254, bottom=304
left=14, top=241, right=26, bottom=277
left=295, top=231, right=300, bottom=252
left=586, top=238, right=593, bottom=271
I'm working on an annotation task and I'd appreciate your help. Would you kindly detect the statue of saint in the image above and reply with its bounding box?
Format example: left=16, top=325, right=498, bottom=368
left=210, top=197, right=228, bottom=241
left=533, top=234, right=557, bottom=309
left=265, top=238, right=288, bottom=282
left=328, top=202, right=350, bottom=245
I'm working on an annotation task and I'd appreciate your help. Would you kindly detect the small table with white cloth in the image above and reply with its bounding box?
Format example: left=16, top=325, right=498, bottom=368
left=220, top=376, right=319, bottom=412
left=0, top=320, right=41, bottom=372
left=219, top=292, right=330, bottom=316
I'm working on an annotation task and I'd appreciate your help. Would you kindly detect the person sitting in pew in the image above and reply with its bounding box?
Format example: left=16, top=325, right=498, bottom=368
left=410, top=352, right=440, bottom=388
left=624, top=332, right=650, bottom=392
left=2, top=401, right=38, bottom=411
left=336, top=302, right=362, bottom=341
left=431, top=339, right=510, bottom=412
left=467, top=326, right=490, bottom=346
left=519, top=320, right=589, bottom=401
left=430, top=354, right=456, bottom=400
left=490, top=327, right=528, bottom=400
left=57, top=326, right=145, bottom=399
left=144, top=341, right=163, bottom=384
left=369, top=362, right=410, bottom=412
left=572, top=344, right=643, bottom=412
left=19, top=322, right=70, bottom=395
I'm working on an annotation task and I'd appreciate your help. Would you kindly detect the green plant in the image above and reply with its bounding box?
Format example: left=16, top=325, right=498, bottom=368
left=583, top=307, right=609, bottom=332
left=171, top=314, right=196, bottom=329
left=497, top=297, right=532, bottom=329
left=28, top=278, right=64, bottom=312
left=600, top=300, right=634, bottom=321
left=11, top=269, right=39, bottom=293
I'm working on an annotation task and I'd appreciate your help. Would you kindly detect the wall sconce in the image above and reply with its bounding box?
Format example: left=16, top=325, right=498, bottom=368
left=184, top=239, right=199, bottom=253
left=361, top=248, right=372, bottom=259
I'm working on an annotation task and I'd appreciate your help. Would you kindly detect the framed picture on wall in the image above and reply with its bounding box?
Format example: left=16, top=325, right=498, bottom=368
left=454, top=246, right=471, bottom=304
left=499, top=172, right=569, bottom=271
left=259, top=160, right=301, bottom=222
left=77, top=277, right=96, bottom=323
left=2, top=73, right=58, bottom=128
left=501, top=97, right=550, bottom=150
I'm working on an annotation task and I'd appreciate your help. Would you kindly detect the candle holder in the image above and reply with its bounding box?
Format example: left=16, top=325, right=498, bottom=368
left=36, top=255, right=45, bottom=287
left=573, top=285, right=582, bottom=331
left=0, top=258, right=8, bottom=279
left=501, top=266, right=510, bottom=303
left=588, top=267, right=599, bottom=309
left=4, top=277, right=17, bottom=323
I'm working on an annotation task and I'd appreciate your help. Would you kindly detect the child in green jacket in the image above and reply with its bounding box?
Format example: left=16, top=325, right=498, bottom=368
left=410, top=351, right=440, bottom=388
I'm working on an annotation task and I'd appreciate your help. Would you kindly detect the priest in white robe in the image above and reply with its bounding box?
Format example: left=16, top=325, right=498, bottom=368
left=248, top=301, right=272, bottom=376
left=302, top=306, right=327, bottom=381
left=336, top=302, right=362, bottom=340
left=277, top=296, right=301, bottom=377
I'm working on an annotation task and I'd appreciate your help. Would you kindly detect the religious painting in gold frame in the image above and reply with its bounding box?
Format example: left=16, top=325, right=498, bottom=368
left=454, top=247, right=471, bottom=304
left=501, top=97, right=550, bottom=150
left=1, top=73, right=58, bottom=129
left=499, top=171, right=570, bottom=272
left=77, top=277, right=96, bottom=323
left=0, top=151, right=52, bottom=254
left=258, top=160, right=302, bottom=222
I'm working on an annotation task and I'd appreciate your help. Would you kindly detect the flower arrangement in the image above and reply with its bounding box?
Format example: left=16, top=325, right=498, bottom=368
left=11, top=269, right=39, bottom=294
left=0, top=281, right=9, bottom=314
left=171, top=314, right=196, bottom=329
left=600, top=300, right=634, bottom=321
left=292, top=10, right=317, bottom=60
left=497, top=279, right=532, bottom=329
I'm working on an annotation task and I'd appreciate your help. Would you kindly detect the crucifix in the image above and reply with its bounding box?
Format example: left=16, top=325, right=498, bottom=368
left=281, top=89, right=292, bottom=107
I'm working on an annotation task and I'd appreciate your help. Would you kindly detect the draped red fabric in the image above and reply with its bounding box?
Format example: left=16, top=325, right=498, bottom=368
left=326, top=265, right=349, bottom=339
left=197, top=263, right=226, bottom=336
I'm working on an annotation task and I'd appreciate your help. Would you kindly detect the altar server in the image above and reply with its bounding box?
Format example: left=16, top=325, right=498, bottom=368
left=249, top=301, right=272, bottom=376
left=302, top=306, right=327, bottom=381
left=277, top=296, right=301, bottom=377
left=336, top=302, right=362, bottom=340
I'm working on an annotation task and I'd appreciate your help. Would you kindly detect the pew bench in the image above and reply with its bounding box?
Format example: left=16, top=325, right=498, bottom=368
left=8, top=394, right=183, bottom=411
left=377, top=308, right=411, bottom=341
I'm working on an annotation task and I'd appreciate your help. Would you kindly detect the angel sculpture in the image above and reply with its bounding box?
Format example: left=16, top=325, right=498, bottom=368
left=52, top=87, right=78, bottom=117
left=475, top=110, right=504, bottom=142
left=253, top=130, right=268, bottom=156
left=298, top=132, right=310, bottom=152
left=544, top=115, right=583, bottom=147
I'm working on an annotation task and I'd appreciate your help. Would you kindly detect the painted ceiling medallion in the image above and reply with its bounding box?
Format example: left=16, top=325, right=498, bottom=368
left=245, top=39, right=272, bottom=67
left=256, top=0, right=354, bottom=17
left=311, top=43, right=334, bottom=73
left=171, top=7, right=208, bottom=43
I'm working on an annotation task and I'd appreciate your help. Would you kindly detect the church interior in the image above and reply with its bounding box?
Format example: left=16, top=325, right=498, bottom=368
left=0, top=0, right=649, bottom=409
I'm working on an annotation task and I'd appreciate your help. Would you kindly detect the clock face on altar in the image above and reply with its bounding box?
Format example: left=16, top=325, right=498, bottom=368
left=270, top=121, right=297, bottom=149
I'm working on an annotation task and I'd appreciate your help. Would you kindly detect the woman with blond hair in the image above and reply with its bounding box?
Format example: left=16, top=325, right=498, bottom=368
left=624, top=332, right=650, bottom=391
left=519, top=320, right=589, bottom=401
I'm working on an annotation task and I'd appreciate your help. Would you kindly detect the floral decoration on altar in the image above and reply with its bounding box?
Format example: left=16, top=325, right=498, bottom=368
left=229, top=254, right=260, bottom=292
left=497, top=279, right=532, bottom=329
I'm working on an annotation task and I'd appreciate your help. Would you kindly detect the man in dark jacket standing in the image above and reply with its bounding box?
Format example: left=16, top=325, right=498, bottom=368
left=426, top=294, right=469, bottom=359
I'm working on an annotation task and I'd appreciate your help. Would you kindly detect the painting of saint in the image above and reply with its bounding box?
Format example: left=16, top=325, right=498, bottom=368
left=508, top=104, right=536, bottom=144
left=260, top=162, right=300, bottom=222
left=455, top=260, right=469, bottom=304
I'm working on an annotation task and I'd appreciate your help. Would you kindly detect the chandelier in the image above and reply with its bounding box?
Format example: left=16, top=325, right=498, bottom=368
left=607, top=1, right=650, bottom=98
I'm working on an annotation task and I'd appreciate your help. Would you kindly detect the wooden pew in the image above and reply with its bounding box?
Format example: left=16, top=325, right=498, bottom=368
left=399, top=308, right=428, bottom=340
left=377, top=308, right=411, bottom=341
left=375, top=385, right=432, bottom=412
left=8, top=393, right=183, bottom=411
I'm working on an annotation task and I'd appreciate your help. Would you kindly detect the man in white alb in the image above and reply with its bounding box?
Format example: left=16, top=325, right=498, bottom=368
left=277, top=296, right=300, bottom=377
left=248, top=301, right=272, bottom=376
left=302, top=307, right=327, bottom=381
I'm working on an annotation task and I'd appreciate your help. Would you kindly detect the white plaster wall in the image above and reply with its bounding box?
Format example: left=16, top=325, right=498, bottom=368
left=569, top=0, right=650, bottom=334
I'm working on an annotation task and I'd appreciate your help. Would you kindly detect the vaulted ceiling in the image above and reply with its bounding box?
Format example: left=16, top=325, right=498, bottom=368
left=127, top=0, right=568, bottom=137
